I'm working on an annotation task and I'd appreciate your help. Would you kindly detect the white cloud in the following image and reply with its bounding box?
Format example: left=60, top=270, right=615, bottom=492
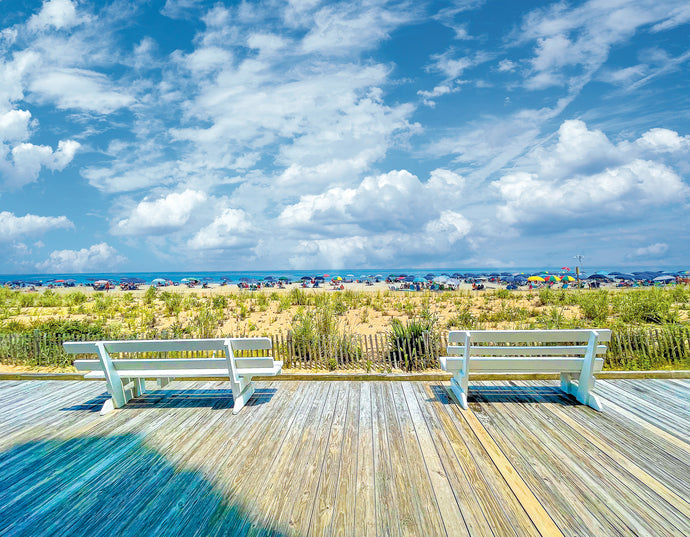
left=635, top=128, right=690, bottom=153
left=36, top=242, right=125, bottom=273
left=629, top=242, right=668, bottom=258
left=492, top=121, right=690, bottom=227
left=189, top=208, right=253, bottom=249
left=2, top=138, right=80, bottom=190
left=27, top=0, right=83, bottom=32
left=497, top=59, right=516, bottom=72
left=517, top=0, right=690, bottom=92
left=279, top=168, right=467, bottom=235
left=0, top=211, right=73, bottom=241
left=113, top=190, right=208, bottom=236
left=0, top=110, right=32, bottom=142
left=29, top=68, right=134, bottom=113
left=299, top=2, right=413, bottom=56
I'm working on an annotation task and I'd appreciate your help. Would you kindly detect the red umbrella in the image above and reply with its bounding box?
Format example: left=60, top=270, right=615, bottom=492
left=561, top=267, right=570, bottom=271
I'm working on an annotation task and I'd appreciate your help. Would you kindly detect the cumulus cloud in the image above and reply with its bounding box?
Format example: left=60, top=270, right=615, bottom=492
left=112, top=190, right=208, bottom=236
left=278, top=168, right=466, bottom=232
left=36, top=242, right=125, bottom=273
left=189, top=208, right=253, bottom=249
left=1, top=138, right=80, bottom=190
left=0, top=211, right=73, bottom=241
left=0, top=110, right=33, bottom=142
left=492, top=120, right=690, bottom=228
left=27, top=0, right=84, bottom=32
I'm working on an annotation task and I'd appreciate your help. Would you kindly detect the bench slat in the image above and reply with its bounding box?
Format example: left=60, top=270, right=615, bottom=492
left=64, top=337, right=272, bottom=355
left=82, top=366, right=282, bottom=380
left=74, top=357, right=277, bottom=372
left=446, top=345, right=607, bottom=357
left=448, top=329, right=611, bottom=344
left=441, top=356, right=604, bottom=373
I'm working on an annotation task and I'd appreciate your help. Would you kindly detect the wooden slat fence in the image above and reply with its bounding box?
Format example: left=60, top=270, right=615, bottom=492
left=0, top=326, right=688, bottom=371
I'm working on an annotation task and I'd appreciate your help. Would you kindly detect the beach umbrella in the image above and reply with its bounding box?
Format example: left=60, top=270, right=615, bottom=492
left=424, top=273, right=435, bottom=280
left=404, top=275, right=415, bottom=282
left=300, top=276, right=312, bottom=281
left=314, top=275, right=324, bottom=281
left=335, top=276, right=342, bottom=281
left=561, top=275, right=576, bottom=282
left=561, top=267, right=571, bottom=271
left=615, top=274, right=635, bottom=281
left=653, top=275, right=675, bottom=282
left=413, top=277, right=426, bottom=283
left=544, top=275, right=561, bottom=283
left=586, top=274, right=609, bottom=280
left=278, top=276, right=289, bottom=281
left=433, top=275, right=450, bottom=284
left=527, top=276, right=545, bottom=282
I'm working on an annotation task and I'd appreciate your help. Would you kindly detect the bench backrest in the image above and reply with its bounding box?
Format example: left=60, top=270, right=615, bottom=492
left=64, top=337, right=274, bottom=382
left=448, top=329, right=610, bottom=353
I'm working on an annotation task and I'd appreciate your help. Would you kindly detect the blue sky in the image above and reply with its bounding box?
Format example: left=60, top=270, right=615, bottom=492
left=0, top=0, right=688, bottom=273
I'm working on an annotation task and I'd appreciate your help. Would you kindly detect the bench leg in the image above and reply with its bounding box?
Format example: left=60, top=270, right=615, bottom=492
left=560, top=373, right=577, bottom=396
left=134, top=378, right=146, bottom=397
left=560, top=373, right=602, bottom=411
left=232, top=382, right=255, bottom=414
left=449, top=376, right=469, bottom=410
left=157, top=377, right=172, bottom=389
left=100, top=398, right=115, bottom=416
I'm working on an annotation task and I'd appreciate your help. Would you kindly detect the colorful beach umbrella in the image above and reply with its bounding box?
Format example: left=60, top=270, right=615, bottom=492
left=561, top=275, right=576, bottom=282
left=527, top=276, right=545, bottom=282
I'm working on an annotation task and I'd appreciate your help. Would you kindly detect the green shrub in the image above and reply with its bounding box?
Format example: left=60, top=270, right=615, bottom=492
left=65, top=291, right=87, bottom=306
left=388, top=313, right=438, bottom=371
left=575, top=290, right=610, bottom=324
left=614, top=289, right=676, bottom=324
left=144, top=286, right=157, bottom=304
left=37, top=290, right=62, bottom=307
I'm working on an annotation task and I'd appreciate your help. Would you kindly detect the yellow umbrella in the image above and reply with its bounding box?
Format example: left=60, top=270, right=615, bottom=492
left=561, top=275, right=576, bottom=282
left=527, top=276, right=545, bottom=282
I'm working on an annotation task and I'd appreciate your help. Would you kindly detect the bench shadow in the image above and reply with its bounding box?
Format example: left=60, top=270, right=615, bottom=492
left=0, top=434, right=289, bottom=537
left=61, top=388, right=277, bottom=412
left=428, top=382, right=579, bottom=406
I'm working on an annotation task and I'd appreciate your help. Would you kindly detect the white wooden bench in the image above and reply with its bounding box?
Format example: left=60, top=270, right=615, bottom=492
left=64, top=337, right=282, bottom=415
left=439, top=329, right=611, bottom=411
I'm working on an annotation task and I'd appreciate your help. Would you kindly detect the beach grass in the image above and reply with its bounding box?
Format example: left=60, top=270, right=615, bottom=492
left=0, top=284, right=688, bottom=372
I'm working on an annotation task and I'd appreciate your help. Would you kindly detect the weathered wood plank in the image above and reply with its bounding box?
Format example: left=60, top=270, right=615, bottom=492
left=353, top=382, right=376, bottom=537
left=422, top=382, right=539, bottom=537
left=401, top=382, right=470, bottom=537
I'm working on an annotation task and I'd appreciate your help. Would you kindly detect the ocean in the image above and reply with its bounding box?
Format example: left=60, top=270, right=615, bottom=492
left=0, top=266, right=684, bottom=285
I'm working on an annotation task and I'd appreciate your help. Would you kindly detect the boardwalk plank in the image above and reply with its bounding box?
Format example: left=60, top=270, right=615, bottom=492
left=353, top=382, right=376, bottom=537
left=423, top=383, right=539, bottom=537
left=401, top=382, right=469, bottom=537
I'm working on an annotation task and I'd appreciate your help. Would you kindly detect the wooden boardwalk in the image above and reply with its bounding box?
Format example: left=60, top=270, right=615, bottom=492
left=0, top=378, right=688, bottom=536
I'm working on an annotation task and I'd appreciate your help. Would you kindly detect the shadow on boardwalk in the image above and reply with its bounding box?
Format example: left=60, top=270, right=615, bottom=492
left=0, top=433, right=286, bottom=537
left=60, top=387, right=278, bottom=412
